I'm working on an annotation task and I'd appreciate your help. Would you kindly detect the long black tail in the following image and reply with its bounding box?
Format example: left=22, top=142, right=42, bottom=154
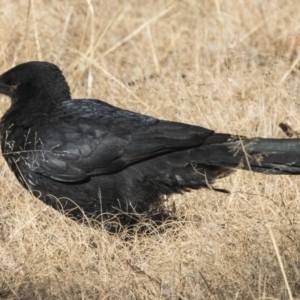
left=194, top=134, right=300, bottom=175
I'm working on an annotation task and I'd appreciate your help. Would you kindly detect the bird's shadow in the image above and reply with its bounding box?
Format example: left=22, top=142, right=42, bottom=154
left=73, top=200, right=185, bottom=235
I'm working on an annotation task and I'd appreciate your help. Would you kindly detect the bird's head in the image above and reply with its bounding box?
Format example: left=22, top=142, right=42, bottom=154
left=0, top=61, right=71, bottom=108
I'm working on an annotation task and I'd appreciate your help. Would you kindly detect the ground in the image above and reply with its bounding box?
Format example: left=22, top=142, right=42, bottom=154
left=1, top=0, right=300, bottom=299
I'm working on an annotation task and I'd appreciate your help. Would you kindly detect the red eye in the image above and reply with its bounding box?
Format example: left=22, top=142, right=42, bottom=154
left=11, top=83, right=18, bottom=89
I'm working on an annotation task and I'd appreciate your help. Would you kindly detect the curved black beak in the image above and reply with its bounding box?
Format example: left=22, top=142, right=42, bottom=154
left=0, top=76, right=12, bottom=96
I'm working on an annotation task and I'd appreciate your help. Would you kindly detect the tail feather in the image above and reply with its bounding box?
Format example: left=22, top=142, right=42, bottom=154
left=192, top=135, right=300, bottom=175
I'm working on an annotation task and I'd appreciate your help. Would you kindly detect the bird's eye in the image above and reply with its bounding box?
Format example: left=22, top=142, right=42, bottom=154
left=11, top=83, right=18, bottom=89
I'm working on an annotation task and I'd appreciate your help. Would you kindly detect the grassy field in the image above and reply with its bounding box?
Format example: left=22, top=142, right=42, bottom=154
left=1, top=0, right=300, bottom=299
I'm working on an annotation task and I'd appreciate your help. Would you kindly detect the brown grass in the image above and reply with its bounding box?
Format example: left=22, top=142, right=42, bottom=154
left=1, top=0, right=300, bottom=299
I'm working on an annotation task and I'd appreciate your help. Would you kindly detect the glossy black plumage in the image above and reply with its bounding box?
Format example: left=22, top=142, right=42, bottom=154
left=1, top=61, right=300, bottom=229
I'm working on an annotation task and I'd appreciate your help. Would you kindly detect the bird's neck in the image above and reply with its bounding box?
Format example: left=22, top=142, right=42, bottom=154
left=2, top=96, right=63, bottom=130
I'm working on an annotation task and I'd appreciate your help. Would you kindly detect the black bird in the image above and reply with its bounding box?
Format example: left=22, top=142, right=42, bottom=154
left=1, top=61, right=300, bottom=229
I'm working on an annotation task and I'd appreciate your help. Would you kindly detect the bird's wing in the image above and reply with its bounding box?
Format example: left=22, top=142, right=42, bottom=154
left=20, top=100, right=213, bottom=182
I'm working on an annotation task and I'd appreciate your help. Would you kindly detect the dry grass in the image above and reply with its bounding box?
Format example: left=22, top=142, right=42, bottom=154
left=1, top=0, right=300, bottom=299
